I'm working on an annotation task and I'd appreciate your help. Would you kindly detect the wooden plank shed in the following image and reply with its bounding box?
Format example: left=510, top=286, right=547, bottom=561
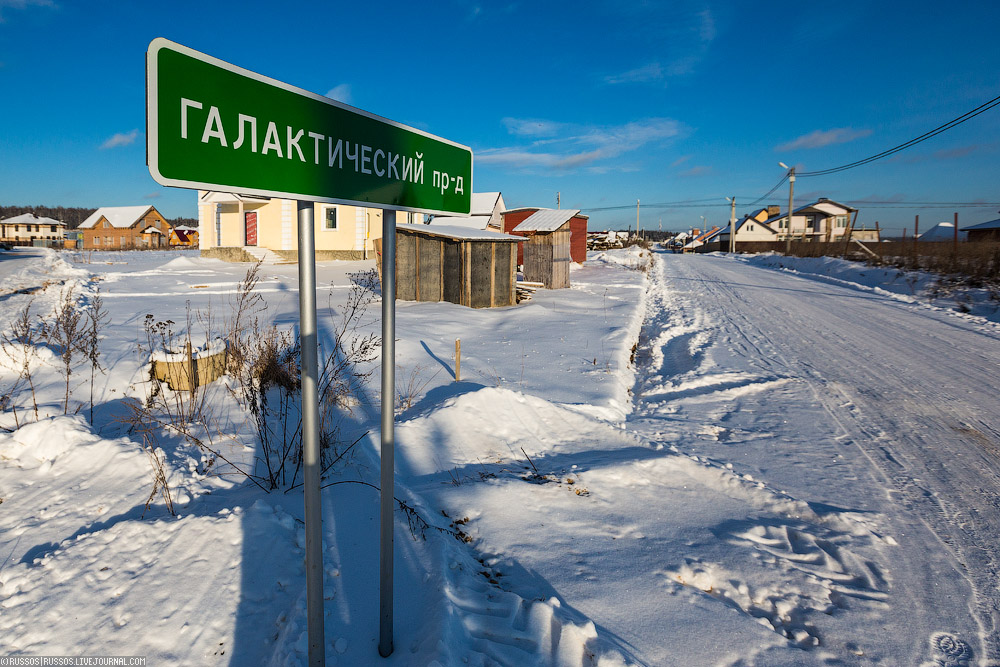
left=511, top=209, right=580, bottom=289
left=378, top=223, right=523, bottom=308
left=503, top=207, right=589, bottom=265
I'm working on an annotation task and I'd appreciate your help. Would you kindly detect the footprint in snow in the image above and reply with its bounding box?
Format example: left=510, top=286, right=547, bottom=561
left=928, top=632, right=972, bottom=667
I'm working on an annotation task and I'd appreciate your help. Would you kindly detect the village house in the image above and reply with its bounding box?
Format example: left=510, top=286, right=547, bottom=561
left=763, top=198, right=869, bottom=242
left=197, top=191, right=429, bottom=262
left=170, top=225, right=200, bottom=247
left=0, top=213, right=67, bottom=247
left=78, top=205, right=173, bottom=249
left=960, top=217, right=1000, bottom=243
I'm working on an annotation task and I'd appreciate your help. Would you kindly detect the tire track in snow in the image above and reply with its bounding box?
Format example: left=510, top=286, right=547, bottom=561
left=658, top=252, right=1000, bottom=664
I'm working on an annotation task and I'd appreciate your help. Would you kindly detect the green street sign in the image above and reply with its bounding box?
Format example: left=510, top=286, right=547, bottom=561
left=146, top=38, right=472, bottom=215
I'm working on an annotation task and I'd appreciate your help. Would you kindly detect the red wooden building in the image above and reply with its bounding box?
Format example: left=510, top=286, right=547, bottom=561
left=502, top=208, right=588, bottom=265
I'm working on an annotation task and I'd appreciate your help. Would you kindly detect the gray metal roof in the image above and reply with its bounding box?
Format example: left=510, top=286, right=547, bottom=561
left=512, top=209, right=580, bottom=233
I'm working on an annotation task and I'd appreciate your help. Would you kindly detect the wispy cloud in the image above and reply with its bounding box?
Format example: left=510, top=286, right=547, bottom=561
left=678, top=165, right=712, bottom=177
left=934, top=145, right=977, bottom=160
left=100, top=129, right=139, bottom=150
left=605, top=63, right=664, bottom=85
left=776, top=127, right=872, bottom=152
left=0, top=0, right=54, bottom=22
left=325, top=84, right=352, bottom=105
left=851, top=193, right=907, bottom=203
left=143, top=191, right=162, bottom=200
left=671, top=155, right=692, bottom=167
left=605, top=8, right=715, bottom=85
left=479, top=117, right=682, bottom=172
left=501, top=117, right=564, bottom=137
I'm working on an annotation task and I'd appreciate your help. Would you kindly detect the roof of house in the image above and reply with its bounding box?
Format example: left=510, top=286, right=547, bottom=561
left=759, top=198, right=857, bottom=227
left=79, top=205, right=157, bottom=229
left=173, top=225, right=199, bottom=233
left=918, top=222, right=967, bottom=241
left=503, top=206, right=590, bottom=219
left=395, top=222, right=523, bottom=242
left=427, top=215, right=494, bottom=230
left=141, top=226, right=164, bottom=235
left=470, top=192, right=502, bottom=216
left=173, top=230, right=191, bottom=243
left=960, top=217, right=1000, bottom=232
left=512, top=209, right=581, bottom=233
left=794, top=198, right=858, bottom=215
left=1, top=213, right=64, bottom=226
left=735, top=215, right=777, bottom=234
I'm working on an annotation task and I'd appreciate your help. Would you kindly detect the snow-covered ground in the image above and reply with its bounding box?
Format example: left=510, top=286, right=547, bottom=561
left=1, top=246, right=998, bottom=666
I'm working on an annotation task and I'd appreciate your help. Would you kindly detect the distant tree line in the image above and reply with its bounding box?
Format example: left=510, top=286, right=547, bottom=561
left=0, top=205, right=197, bottom=230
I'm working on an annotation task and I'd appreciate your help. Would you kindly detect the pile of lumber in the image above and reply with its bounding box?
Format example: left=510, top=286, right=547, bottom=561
left=516, top=280, right=542, bottom=303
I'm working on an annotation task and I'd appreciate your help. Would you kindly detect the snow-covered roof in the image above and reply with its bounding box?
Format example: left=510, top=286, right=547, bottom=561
left=0, top=213, right=64, bottom=226
left=512, top=209, right=581, bottom=233
left=173, top=225, right=199, bottom=233
left=470, top=192, right=502, bottom=216
left=428, top=215, right=493, bottom=230
left=918, top=222, right=967, bottom=241
left=961, top=217, right=1000, bottom=231
left=141, top=226, right=164, bottom=235
left=79, top=206, right=156, bottom=229
left=396, top=223, right=522, bottom=242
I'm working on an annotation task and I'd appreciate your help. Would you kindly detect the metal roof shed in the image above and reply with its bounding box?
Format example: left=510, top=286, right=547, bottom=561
left=377, top=223, right=523, bottom=308
left=512, top=209, right=578, bottom=289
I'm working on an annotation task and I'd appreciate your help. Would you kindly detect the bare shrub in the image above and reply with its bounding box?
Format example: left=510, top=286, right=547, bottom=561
left=396, top=364, right=441, bottom=413
left=0, top=300, right=41, bottom=425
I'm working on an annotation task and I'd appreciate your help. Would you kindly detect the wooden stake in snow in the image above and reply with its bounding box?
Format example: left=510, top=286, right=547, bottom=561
left=455, top=339, right=461, bottom=382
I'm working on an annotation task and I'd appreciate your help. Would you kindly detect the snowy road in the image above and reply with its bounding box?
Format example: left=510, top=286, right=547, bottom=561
left=640, top=251, right=1000, bottom=664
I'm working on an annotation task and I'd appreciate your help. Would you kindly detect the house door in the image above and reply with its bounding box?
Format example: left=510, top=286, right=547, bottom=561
left=245, top=211, right=258, bottom=246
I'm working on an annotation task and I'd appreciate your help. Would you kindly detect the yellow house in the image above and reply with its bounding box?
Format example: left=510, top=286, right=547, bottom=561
left=197, top=191, right=426, bottom=262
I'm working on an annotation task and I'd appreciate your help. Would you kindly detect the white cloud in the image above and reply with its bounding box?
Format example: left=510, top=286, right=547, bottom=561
left=100, top=129, right=139, bottom=150
left=0, top=0, right=54, bottom=22
left=776, top=127, right=872, bottom=152
left=478, top=117, right=682, bottom=171
left=325, top=84, right=352, bottom=105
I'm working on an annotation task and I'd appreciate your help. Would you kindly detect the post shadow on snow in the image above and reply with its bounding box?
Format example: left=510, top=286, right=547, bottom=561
left=226, top=275, right=461, bottom=665
left=419, top=339, right=455, bottom=379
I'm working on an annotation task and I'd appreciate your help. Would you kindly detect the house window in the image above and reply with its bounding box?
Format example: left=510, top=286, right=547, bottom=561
left=94, top=236, right=101, bottom=245
left=804, top=216, right=815, bottom=230
left=778, top=217, right=788, bottom=229
left=835, top=215, right=848, bottom=229
left=121, top=236, right=126, bottom=246
left=50, top=225, right=57, bottom=232
left=748, top=224, right=754, bottom=232
left=323, top=207, right=338, bottom=230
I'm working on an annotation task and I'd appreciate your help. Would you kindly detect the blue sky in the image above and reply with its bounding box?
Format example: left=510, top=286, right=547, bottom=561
left=1, top=0, right=998, bottom=234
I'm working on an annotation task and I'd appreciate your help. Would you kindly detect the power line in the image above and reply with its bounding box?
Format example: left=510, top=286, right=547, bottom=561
left=798, top=93, right=1000, bottom=177
left=746, top=173, right=789, bottom=206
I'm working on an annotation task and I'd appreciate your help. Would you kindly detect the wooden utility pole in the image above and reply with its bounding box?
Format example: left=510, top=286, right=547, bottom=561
left=954, top=211, right=959, bottom=250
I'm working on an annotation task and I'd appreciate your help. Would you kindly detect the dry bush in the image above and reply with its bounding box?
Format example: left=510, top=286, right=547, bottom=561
left=0, top=300, right=41, bottom=426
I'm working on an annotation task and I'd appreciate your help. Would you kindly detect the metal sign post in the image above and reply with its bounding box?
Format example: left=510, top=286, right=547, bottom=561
left=296, top=202, right=324, bottom=666
left=146, top=38, right=472, bottom=663
left=379, top=210, right=396, bottom=657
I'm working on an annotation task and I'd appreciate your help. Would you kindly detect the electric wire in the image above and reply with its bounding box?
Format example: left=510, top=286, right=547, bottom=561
left=798, top=93, right=1000, bottom=177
